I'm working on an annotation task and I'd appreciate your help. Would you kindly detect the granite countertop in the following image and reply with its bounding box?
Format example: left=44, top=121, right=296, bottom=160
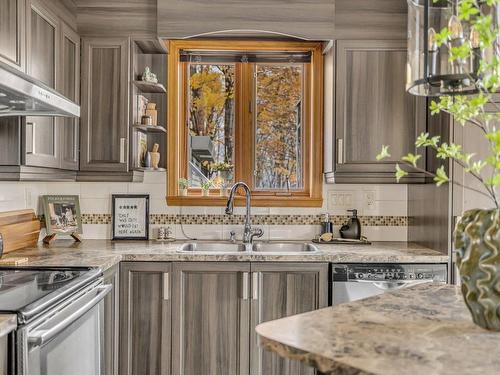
left=0, top=315, right=16, bottom=337
left=256, top=284, right=500, bottom=375
left=1, top=240, right=448, bottom=272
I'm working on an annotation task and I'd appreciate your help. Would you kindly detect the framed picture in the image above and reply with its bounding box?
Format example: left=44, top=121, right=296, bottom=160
left=42, top=195, right=82, bottom=236
left=112, top=194, right=149, bottom=240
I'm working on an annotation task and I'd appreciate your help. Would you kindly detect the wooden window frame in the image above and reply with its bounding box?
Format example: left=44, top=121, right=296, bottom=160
left=167, top=40, right=324, bottom=207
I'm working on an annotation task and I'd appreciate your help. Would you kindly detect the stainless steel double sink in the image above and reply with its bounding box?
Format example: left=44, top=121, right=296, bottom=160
left=178, top=241, right=318, bottom=253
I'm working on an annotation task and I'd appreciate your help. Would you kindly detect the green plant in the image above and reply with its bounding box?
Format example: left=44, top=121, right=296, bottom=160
left=201, top=179, right=213, bottom=191
left=378, top=0, right=500, bottom=208
left=178, top=178, right=189, bottom=190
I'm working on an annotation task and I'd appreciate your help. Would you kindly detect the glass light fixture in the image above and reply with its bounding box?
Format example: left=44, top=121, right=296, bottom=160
left=407, top=0, right=479, bottom=96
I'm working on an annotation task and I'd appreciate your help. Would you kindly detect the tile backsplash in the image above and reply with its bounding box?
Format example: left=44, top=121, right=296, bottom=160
left=0, top=171, right=408, bottom=241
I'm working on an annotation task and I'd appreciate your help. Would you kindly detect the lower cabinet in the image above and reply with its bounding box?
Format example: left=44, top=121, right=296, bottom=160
left=120, top=261, right=328, bottom=375
left=171, top=262, right=251, bottom=375
left=250, top=263, right=329, bottom=375
left=119, top=262, right=172, bottom=375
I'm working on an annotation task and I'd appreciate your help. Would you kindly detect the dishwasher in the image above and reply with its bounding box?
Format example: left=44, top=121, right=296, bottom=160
left=331, top=263, right=447, bottom=305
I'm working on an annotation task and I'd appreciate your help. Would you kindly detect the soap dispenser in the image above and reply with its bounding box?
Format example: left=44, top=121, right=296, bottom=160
left=340, top=209, right=361, bottom=240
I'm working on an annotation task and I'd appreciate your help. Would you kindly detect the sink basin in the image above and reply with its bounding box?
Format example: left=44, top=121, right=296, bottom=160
left=178, top=242, right=247, bottom=253
left=252, top=242, right=318, bottom=253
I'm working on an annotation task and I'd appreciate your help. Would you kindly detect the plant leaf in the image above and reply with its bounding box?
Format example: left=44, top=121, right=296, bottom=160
left=395, top=164, right=408, bottom=182
left=433, top=166, right=449, bottom=186
left=401, top=153, right=422, bottom=167
left=376, top=145, right=391, bottom=161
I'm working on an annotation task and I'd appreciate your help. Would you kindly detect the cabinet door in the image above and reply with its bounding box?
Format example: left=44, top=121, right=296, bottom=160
left=0, top=0, right=25, bottom=69
left=334, top=40, right=426, bottom=183
left=25, top=1, right=59, bottom=168
left=250, top=263, right=328, bottom=375
left=80, top=37, right=129, bottom=172
left=58, top=22, right=80, bottom=170
left=172, top=262, right=250, bottom=375
left=103, top=265, right=119, bottom=375
left=119, top=262, right=171, bottom=375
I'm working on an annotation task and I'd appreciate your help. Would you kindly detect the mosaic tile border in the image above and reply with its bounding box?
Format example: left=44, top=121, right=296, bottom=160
left=80, top=213, right=408, bottom=227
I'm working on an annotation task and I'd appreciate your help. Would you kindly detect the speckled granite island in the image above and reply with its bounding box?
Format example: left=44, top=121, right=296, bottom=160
left=0, top=240, right=448, bottom=271
left=256, top=284, right=500, bottom=375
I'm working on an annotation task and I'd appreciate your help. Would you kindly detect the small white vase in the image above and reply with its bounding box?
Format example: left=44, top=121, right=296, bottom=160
left=202, top=190, right=210, bottom=197
left=180, top=188, right=188, bottom=196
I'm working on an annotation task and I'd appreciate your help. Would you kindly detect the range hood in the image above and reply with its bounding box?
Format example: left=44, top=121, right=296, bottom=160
left=0, top=62, right=80, bottom=118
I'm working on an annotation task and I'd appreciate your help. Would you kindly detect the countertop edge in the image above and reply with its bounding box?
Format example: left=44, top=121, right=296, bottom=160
left=258, top=334, right=373, bottom=375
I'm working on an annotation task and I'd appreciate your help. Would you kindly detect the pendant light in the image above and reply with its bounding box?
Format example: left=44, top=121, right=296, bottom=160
left=407, top=0, right=480, bottom=96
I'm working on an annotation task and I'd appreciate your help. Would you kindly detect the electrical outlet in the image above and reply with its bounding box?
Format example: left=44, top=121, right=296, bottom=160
left=328, top=191, right=354, bottom=211
left=364, top=191, right=375, bottom=208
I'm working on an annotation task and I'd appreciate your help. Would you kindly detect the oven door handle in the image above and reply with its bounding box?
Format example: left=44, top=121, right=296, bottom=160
left=353, top=279, right=435, bottom=290
left=28, top=284, right=111, bottom=346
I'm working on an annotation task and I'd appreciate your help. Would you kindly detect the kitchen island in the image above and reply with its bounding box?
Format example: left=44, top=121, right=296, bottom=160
left=256, top=284, right=500, bottom=375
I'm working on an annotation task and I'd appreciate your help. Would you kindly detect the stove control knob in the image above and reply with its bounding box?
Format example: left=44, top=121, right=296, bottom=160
left=357, top=273, right=364, bottom=279
left=417, top=273, right=423, bottom=279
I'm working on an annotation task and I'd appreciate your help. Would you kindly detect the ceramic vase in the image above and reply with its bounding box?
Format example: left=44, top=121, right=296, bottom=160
left=454, top=208, right=500, bottom=330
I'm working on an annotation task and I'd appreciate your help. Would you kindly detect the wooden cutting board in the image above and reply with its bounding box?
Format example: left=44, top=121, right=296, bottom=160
left=0, top=209, right=40, bottom=255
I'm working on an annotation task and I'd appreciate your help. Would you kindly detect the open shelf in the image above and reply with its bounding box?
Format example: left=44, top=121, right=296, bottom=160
left=133, top=124, right=167, bottom=133
left=133, top=80, right=166, bottom=93
left=135, top=167, right=166, bottom=172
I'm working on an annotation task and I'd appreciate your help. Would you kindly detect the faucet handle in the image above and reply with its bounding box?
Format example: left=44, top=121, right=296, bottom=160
left=229, top=230, right=237, bottom=243
left=250, top=227, right=264, bottom=241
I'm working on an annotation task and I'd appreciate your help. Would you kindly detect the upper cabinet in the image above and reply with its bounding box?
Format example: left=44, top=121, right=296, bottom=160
left=0, top=0, right=80, bottom=180
left=157, top=0, right=334, bottom=40
left=325, top=39, right=427, bottom=183
left=25, top=0, right=59, bottom=169
left=59, top=22, right=80, bottom=171
left=0, top=0, right=25, bottom=70
left=80, top=37, right=130, bottom=173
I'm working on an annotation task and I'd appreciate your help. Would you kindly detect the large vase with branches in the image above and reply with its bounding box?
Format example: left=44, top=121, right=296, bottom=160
left=379, top=0, right=500, bottom=330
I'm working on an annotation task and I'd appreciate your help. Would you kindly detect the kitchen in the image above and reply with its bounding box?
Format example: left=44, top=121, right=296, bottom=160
left=0, top=0, right=498, bottom=374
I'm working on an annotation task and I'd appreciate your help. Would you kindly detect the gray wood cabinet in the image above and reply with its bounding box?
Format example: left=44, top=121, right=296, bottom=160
left=250, top=263, right=328, bottom=375
left=119, top=262, right=171, bottom=375
left=25, top=0, right=59, bottom=169
left=0, top=0, right=25, bottom=70
left=59, top=22, right=80, bottom=170
left=171, top=262, right=251, bottom=375
left=103, top=264, right=120, bottom=375
left=157, top=0, right=334, bottom=40
left=325, top=39, right=427, bottom=183
left=80, top=36, right=130, bottom=172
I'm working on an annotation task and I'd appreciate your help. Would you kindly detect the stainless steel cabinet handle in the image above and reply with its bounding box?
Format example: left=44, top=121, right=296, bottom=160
left=26, top=122, right=35, bottom=154
left=242, top=272, right=249, bottom=300
left=337, top=138, right=343, bottom=164
left=28, top=284, right=112, bottom=346
left=119, top=137, right=126, bottom=163
left=252, top=272, right=259, bottom=300
left=163, top=273, right=170, bottom=300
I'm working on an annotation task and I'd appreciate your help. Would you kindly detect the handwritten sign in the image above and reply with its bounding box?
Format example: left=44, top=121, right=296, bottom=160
left=112, top=195, right=149, bottom=240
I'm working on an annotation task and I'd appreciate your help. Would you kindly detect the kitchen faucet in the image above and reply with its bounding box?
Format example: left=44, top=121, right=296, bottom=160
left=225, top=182, right=263, bottom=244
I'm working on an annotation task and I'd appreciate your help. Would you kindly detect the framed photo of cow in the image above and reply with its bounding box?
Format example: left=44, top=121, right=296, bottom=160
left=42, top=195, right=83, bottom=244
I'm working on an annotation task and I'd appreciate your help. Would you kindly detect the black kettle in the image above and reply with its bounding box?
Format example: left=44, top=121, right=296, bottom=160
left=340, top=209, right=361, bottom=240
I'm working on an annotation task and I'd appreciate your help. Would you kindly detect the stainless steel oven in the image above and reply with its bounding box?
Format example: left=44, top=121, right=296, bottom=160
left=331, top=263, right=447, bottom=305
left=16, top=280, right=110, bottom=375
left=0, top=267, right=110, bottom=375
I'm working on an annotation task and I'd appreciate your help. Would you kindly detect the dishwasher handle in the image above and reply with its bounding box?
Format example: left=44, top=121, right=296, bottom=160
left=353, top=278, right=435, bottom=290
left=28, top=284, right=111, bottom=346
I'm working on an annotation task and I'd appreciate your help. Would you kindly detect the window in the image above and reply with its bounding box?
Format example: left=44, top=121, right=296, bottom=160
left=167, top=40, right=324, bottom=207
